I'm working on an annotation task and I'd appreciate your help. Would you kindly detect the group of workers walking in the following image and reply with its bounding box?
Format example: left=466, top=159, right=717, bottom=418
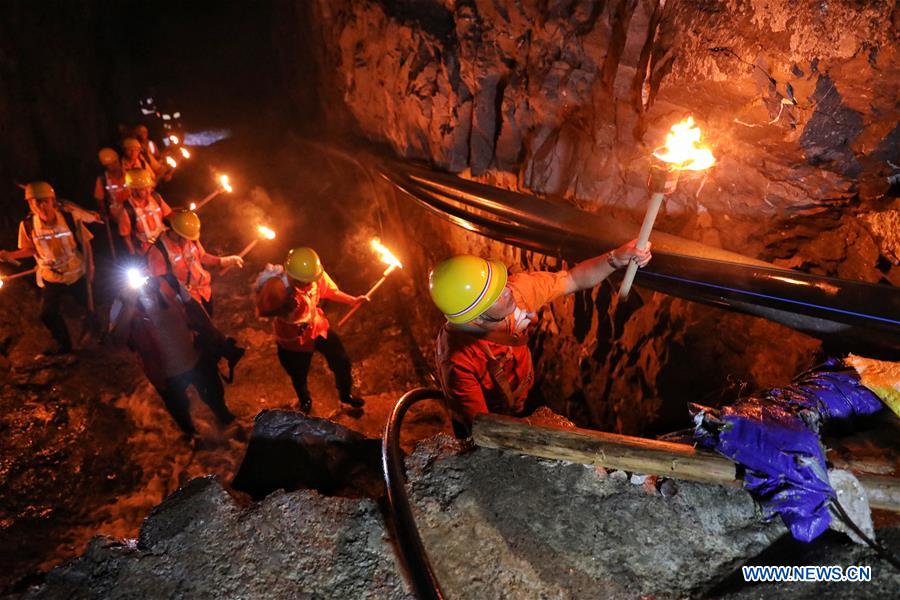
left=2, top=123, right=652, bottom=442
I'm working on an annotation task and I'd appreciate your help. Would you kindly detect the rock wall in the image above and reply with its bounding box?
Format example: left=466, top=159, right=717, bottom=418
left=0, top=2, right=138, bottom=243
left=300, top=0, right=899, bottom=433
left=30, top=476, right=411, bottom=600
left=32, top=435, right=818, bottom=599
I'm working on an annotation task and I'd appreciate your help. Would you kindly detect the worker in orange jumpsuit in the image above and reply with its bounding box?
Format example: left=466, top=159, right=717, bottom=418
left=255, top=247, right=366, bottom=413
left=117, top=169, right=172, bottom=256
left=428, top=240, right=652, bottom=437
left=147, top=209, right=244, bottom=315
left=0, top=182, right=102, bottom=354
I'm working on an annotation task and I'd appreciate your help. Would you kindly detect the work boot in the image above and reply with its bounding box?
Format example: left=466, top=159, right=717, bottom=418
left=339, top=394, right=365, bottom=408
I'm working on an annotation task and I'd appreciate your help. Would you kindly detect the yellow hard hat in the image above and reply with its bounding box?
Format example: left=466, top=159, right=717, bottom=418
left=24, top=181, right=56, bottom=201
left=125, top=168, right=154, bottom=189
left=122, top=137, right=141, bottom=151
left=169, top=210, right=201, bottom=241
left=428, top=255, right=508, bottom=323
left=98, top=147, right=119, bottom=166
left=285, top=247, right=323, bottom=282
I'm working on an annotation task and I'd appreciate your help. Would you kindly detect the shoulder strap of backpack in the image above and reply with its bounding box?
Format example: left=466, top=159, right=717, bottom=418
left=22, top=214, right=35, bottom=240
left=58, top=209, right=84, bottom=254
left=152, top=236, right=183, bottom=292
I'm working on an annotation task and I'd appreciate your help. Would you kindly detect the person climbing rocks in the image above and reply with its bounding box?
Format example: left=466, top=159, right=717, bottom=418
left=0, top=181, right=102, bottom=355
left=117, top=168, right=172, bottom=256
left=254, top=247, right=366, bottom=413
left=428, top=240, right=652, bottom=438
left=109, top=274, right=242, bottom=441
left=147, top=209, right=244, bottom=316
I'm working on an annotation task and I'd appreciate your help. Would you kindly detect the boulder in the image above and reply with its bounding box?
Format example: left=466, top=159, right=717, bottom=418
left=231, top=410, right=384, bottom=499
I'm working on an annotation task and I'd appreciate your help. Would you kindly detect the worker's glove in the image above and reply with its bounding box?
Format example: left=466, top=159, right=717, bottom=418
left=353, top=295, right=369, bottom=305
left=221, top=255, right=244, bottom=269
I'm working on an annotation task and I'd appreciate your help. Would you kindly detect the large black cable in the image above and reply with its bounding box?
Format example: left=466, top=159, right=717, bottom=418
left=378, top=160, right=900, bottom=359
left=382, top=388, right=447, bottom=600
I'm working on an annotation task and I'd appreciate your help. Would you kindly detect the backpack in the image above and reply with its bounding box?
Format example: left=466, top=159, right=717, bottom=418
left=151, top=237, right=243, bottom=382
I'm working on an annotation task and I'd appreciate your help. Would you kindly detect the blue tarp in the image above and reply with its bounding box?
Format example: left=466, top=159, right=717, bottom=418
left=692, top=359, right=883, bottom=542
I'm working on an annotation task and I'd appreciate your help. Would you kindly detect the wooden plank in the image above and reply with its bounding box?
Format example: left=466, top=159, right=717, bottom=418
left=855, top=474, right=900, bottom=512
left=472, top=413, right=900, bottom=513
left=472, top=413, right=739, bottom=486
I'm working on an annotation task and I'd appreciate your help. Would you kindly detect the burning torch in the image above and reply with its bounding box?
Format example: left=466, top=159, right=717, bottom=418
left=618, top=116, right=716, bottom=299
left=222, top=225, right=276, bottom=274
left=0, top=267, right=38, bottom=290
left=337, top=238, right=402, bottom=327
left=191, top=175, right=233, bottom=211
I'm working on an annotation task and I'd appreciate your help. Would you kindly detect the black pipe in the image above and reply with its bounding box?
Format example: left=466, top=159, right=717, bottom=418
left=379, top=160, right=900, bottom=359
left=382, top=388, right=447, bottom=600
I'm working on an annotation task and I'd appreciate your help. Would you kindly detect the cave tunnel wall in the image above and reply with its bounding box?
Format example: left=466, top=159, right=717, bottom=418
left=0, top=1, right=132, bottom=243
left=300, top=0, right=899, bottom=433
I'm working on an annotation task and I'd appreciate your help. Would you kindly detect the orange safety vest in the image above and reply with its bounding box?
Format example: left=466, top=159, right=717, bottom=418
left=103, top=171, right=130, bottom=215
left=435, top=326, right=534, bottom=421
left=27, top=212, right=85, bottom=286
left=124, top=193, right=167, bottom=245
left=156, top=235, right=212, bottom=302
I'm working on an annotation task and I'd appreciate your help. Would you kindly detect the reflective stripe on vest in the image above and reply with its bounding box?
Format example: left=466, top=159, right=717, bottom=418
left=131, top=197, right=166, bottom=243
left=159, top=235, right=210, bottom=293
left=31, top=213, right=83, bottom=279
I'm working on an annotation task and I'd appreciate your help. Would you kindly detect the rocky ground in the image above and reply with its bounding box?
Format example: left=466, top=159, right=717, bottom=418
left=22, top=422, right=900, bottom=599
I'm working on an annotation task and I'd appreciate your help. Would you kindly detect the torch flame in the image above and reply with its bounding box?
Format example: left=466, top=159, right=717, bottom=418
left=257, top=225, right=276, bottom=240
left=166, top=156, right=178, bottom=168
left=219, top=175, right=233, bottom=193
left=180, top=147, right=191, bottom=159
left=371, top=238, right=402, bottom=269
left=653, top=116, right=715, bottom=171
left=0, top=278, right=4, bottom=289
left=189, top=202, right=197, bottom=211
left=169, top=134, right=180, bottom=145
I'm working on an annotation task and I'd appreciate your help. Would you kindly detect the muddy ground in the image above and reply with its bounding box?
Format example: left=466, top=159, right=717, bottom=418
left=0, top=130, right=450, bottom=593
